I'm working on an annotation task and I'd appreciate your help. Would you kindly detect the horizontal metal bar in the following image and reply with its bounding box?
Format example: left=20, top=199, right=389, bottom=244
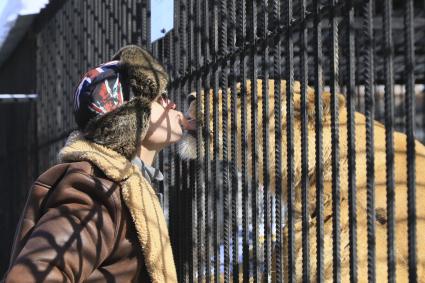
left=0, top=94, right=38, bottom=102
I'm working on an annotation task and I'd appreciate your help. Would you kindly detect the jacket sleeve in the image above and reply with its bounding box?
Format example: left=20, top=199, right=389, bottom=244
left=4, top=171, right=118, bottom=283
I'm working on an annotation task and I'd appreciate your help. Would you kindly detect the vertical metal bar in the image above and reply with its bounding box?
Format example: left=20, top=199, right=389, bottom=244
left=133, top=0, right=141, bottom=46
left=100, top=1, right=105, bottom=59
left=202, top=71, right=211, bottom=283
left=111, top=0, right=117, bottom=50
left=186, top=0, right=203, bottom=282
left=166, top=92, right=175, bottom=278
left=179, top=3, right=192, bottom=282
left=299, top=0, right=309, bottom=281
left=120, top=1, right=127, bottom=45
left=404, top=0, right=417, bottom=280
left=105, top=1, right=110, bottom=56
left=196, top=67, right=205, bottom=283
left=249, top=1, right=260, bottom=281
left=146, top=0, right=151, bottom=48
left=180, top=0, right=187, bottom=74
left=212, top=62, right=219, bottom=283
left=189, top=158, right=197, bottom=283
left=259, top=0, right=271, bottom=280
left=228, top=0, right=239, bottom=281
left=183, top=160, right=191, bottom=283
left=221, top=64, right=231, bottom=280
left=236, top=0, right=249, bottom=281
left=182, top=158, right=189, bottom=283
left=361, top=0, right=376, bottom=281
left=127, top=1, right=132, bottom=46
left=205, top=1, right=222, bottom=282
left=87, top=1, right=93, bottom=66
left=284, top=0, right=295, bottom=281
left=130, top=0, right=137, bottom=45
left=115, top=0, right=121, bottom=48
left=329, top=1, right=341, bottom=282
left=187, top=0, right=194, bottom=74
left=108, top=0, right=114, bottom=51
left=92, top=1, right=97, bottom=63
left=95, top=1, right=101, bottom=62
left=218, top=0, right=230, bottom=280
left=178, top=1, right=189, bottom=277
left=96, top=0, right=102, bottom=57
left=140, top=0, right=151, bottom=48
left=346, top=0, right=357, bottom=282
left=198, top=0, right=212, bottom=281
left=313, top=0, right=324, bottom=281
left=383, top=0, right=396, bottom=281
left=177, top=151, right=184, bottom=283
left=123, top=1, right=128, bottom=46
left=270, top=0, right=282, bottom=281
left=106, top=1, right=113, bottom=55
left=175, top=80, right=183, bottom=282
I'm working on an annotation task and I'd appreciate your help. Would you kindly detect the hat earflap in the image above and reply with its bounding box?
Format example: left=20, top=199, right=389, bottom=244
left=84, top=96, right=152, bottom=160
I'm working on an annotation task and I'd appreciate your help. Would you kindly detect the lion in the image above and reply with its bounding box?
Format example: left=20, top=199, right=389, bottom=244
left=177, top=79, right=425, bottom=282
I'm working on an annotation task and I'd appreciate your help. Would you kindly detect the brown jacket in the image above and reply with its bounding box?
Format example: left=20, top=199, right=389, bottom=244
left=4, top=161, right=151, bottom=282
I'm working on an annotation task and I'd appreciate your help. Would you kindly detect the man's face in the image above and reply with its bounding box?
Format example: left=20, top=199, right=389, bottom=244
left=141, top=96, right=185, bottom=150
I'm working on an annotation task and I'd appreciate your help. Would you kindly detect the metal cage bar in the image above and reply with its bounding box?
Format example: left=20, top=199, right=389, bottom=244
left=346, top=1, right=358, bottom=282
left=383, top=0, right=396, bottom=281
left=404, top=0, right=418, bottom=281
left=284, top=0, right=295, bottom=282
left=361, top=1, right=377, bottom=282
left=329, top=1, right=341, bottom=282
left=299, top=0, right=310, bottom=281
left=313, top=0, right=325, bottom=281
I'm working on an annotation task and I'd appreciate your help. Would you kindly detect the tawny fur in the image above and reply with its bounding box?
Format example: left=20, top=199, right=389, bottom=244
left=179, top=79, right=425, bottom=282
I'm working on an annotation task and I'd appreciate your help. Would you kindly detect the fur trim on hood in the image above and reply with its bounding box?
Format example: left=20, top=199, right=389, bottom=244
left=58, top=132, right=178, bottom=283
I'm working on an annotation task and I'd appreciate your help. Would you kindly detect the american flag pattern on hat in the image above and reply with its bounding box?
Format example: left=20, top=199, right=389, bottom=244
left=74, top=60, right=124, bottom=115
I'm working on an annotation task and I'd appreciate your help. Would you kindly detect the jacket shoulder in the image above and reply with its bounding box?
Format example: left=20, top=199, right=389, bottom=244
left=42, top=161, right=122, bottom=214
left=36, top=161, right=113, bottom=189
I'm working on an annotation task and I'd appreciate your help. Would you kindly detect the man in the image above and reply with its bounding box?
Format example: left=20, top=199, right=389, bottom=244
left=3, top=45, right=191, bottom=282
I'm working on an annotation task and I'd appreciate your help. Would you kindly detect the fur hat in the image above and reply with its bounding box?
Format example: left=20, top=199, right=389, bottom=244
left=111, top=45, right=169, bottom=101
left=73, top=45, right=169, bottom=160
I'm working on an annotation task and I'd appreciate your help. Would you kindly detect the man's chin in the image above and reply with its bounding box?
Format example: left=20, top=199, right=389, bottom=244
left=177, top=132, right=198, bottom=160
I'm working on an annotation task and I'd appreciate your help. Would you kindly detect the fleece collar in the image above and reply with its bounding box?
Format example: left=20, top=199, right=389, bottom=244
left=58, top=131, right=177, bottom=283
